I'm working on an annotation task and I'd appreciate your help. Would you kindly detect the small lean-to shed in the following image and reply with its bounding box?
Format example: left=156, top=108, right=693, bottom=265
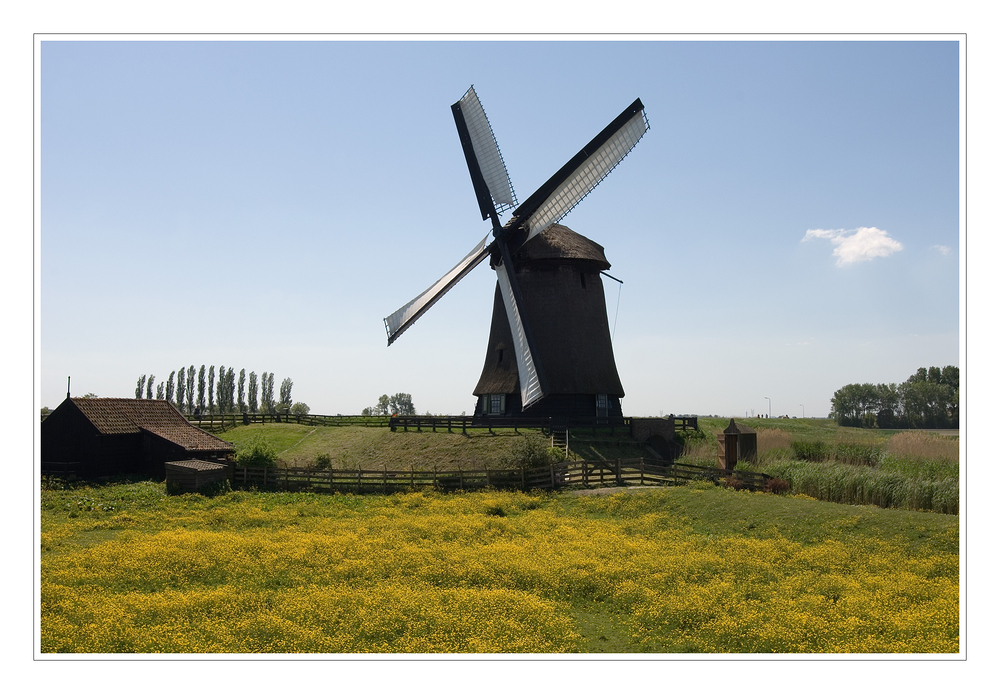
left=165, top=459, right=230, bottom=494
left=41, top=397, right=234, bottom=478
left=717, top=419, right=757, bottom=470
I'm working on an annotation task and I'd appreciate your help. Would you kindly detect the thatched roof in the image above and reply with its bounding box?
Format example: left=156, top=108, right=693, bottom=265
left=68, top=397, right=233, bottom=452
left=513, top=224, right=611, bottom=269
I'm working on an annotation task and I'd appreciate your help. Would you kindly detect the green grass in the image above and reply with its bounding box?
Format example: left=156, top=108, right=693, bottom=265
left=217, top=424, right=554, bottom=471
left=40, top=479, right=959, bottom=653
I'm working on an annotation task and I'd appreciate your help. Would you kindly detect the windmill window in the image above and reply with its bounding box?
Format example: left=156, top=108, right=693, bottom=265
left=596, top=393, right=608, bottom=418
left=489, top=394, right=505, bottom=415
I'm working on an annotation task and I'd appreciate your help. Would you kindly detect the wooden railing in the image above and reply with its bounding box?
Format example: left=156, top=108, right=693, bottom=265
left=233, top=459, right=769, bottom=494
left=187, top=412, right=392, bottom=432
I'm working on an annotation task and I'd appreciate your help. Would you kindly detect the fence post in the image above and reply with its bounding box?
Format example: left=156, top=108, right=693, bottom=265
left=433, top=465, right=437, bottom=490
left=521, top=465, right=526, bottom=491
left=485, top=464, right=491, bottom=488
left=640, top=457, right=645, bottom=485
left=616, top=458, right=622, bottom=486
left=411, top=464, right=415, bottom=489
left=383, top=464, right=387, bottom=494
left=357, top=467, right=362, bottom=494
left=550, top=462, right=556, bottom=489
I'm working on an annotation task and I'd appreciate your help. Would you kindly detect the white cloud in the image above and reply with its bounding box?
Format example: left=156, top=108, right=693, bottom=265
left=931, top=244, right=951, bottom=255
left=802, top=226, right=903, bottom=266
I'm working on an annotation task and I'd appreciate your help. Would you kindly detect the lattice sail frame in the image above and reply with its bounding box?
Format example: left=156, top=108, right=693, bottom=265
left=523, top=109, right=649, bottom=240
left=455, top=86, right=518, bottom=215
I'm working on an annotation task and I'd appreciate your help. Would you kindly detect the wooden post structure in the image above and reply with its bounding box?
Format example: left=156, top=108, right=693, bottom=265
left=615, top=458, right=622, bottom=486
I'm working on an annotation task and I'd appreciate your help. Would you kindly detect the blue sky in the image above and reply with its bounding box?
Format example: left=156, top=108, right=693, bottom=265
left=39, top=38, right=961, bottom=418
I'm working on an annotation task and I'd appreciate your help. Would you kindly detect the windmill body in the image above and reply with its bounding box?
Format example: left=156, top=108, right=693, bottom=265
left=473, top=224, right=624, bottom=419
left=384, top=87, right=648, bottom=419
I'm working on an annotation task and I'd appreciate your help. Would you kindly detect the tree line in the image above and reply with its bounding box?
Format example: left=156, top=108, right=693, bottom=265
left=361, top=393, right=416, bottom=417
left=829, top=365, right=959, bottom=429
left=135, top=366, right=308, bottom=416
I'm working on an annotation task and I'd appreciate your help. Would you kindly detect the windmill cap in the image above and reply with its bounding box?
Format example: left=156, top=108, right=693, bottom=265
left=514, top=224, right=611, bottom=270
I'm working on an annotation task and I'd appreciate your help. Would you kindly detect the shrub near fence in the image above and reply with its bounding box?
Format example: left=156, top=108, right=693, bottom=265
left=234, top=459, right=771, bottom=495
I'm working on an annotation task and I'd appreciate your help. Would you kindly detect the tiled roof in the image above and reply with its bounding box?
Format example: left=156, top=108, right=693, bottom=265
left=165, top=460, right=228, bottom=472
left=71, top=398, right=234, bottom=452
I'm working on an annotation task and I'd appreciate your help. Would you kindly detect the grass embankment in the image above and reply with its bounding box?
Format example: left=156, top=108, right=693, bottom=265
left=217, top=424, right=553, bottom=470
left=40, top=479, right=958, bottom=653
left=678, top=418, right=959, bottom=514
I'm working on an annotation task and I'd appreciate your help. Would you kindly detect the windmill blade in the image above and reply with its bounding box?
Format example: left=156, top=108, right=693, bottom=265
left=509, top=98, right=649, bottom=242
left=453, top=86, right=518, bottom=222
left=492, top=235, right=547, bottom=409
left=494, top=259, right=544, bottom=409
left=384, top=234, right=492, bottom=346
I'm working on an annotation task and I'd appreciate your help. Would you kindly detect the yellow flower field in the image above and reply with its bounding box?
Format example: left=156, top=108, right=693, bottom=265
left=40, top=482, right=959, bottom=653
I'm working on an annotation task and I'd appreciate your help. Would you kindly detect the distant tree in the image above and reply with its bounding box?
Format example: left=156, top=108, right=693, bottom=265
left=279, top=378, right=294, bottom=410
left=146, top=375, right=155, bottom=399
left=248, top=371, right=259, bottom=413
left=41, top=406, right=51, bottom=417
left=156, top=382, right=165, bottom=400
left=216, top=365, right=226, bottom=414
left=226, top=367, right=236, bottom=413
left=291, top=402, right=310, bottom=416
left=165, top=371, right=176, bottom=404
left=376, top=394, right=390, bottom=416
left=389, top=392, right=415, bottom=416
left=238, top=369, right=246, bottom=413
left=176, top=368, right=186, bottom=413
left=136, top=375, right=146, bottom=399
left=81, top=393, right=98, bottom=398
left=361, top=407, right=373, bottom=416
left=197, top=365, right=206, bottom=413
left=262, top=372, right=275, bottom=413
left=208, top=366, right=216, bottom=414
left=187, top=365, right=196, bottom=413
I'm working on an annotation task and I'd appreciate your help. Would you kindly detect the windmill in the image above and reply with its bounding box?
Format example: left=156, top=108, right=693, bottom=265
left=384, top=86, right=649, bottom=418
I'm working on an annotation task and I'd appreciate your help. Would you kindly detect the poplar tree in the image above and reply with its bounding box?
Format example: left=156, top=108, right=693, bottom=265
left=146, top=375, right=155, bottom=399
left=176, top=368, right=186, bottom=413
left=187, top=365, right=196, bottom=413
left=197, top=365, right=206, bottom=413
left=165, top=371, right=176, bottom=404
left=136, top=375, right=146, bottom=399
left=248, top=371, right=258, bottom=414
left=226, top=367, right=236, bottom=413
left=238, top=369, right=246, bottom=413
left=208, top=366, right=216, bottom=414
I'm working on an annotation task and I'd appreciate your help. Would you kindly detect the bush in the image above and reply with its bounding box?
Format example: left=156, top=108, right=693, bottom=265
left=764, top=477, right=791, bottom=495
left=500, top=436, right=564, bottom=469
left=791, top=440, right=830, bottom=462
left=315, top=453, right=332, bottom=470
left=235, top=432, right=278, bottom=468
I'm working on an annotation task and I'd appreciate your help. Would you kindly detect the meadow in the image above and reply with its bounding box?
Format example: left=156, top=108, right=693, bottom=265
left=214, top=418, right=960, bottom=514
left=677, top=418, right=959, bottom=514
left=40, top=477, right=959, bottom=654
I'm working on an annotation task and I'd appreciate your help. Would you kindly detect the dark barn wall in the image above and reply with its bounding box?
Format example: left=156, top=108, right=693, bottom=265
left=41, top=402, right=100, bottom=467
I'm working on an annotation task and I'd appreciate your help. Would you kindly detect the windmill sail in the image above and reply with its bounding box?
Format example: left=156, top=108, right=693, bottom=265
left=494, top=260, right=543, bottom=408
left=383, top=235, right=491, bottom=346
left=509, top=99, right=649, bottom=242
left=453, top=86, right=517, bottom=219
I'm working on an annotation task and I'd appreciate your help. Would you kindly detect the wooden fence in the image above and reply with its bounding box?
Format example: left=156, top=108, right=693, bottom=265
left=189, top=412, right=392, bottom=432
left=233, top=459, right=771, bottom=494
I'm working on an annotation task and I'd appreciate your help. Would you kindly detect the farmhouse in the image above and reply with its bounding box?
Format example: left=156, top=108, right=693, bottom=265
left=41, top=397, right=234, bottom=478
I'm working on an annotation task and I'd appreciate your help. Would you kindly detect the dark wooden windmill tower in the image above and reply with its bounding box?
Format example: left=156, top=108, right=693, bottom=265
left=384, top=86, right=649, bottom=419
